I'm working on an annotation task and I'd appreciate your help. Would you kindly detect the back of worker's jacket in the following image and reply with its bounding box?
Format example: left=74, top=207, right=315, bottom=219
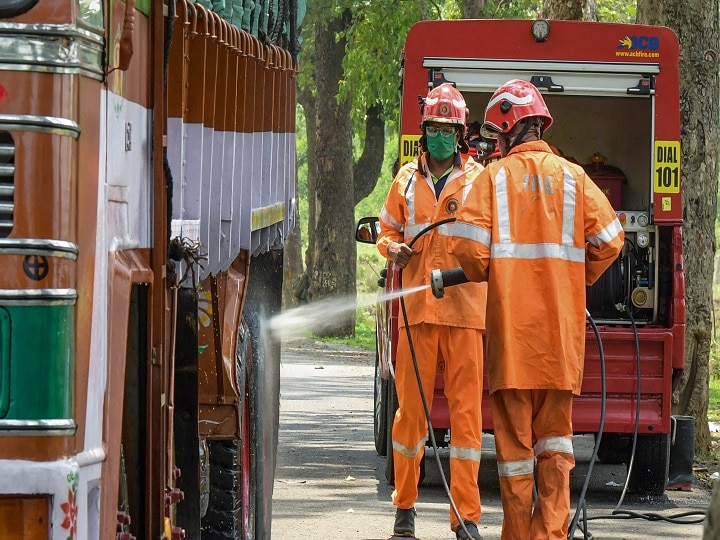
left=449, top=140, right=624, bottom=394
left=377, top=153, right=487, bottom=330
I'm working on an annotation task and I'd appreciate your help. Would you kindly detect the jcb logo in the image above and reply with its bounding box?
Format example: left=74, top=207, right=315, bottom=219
left=617, top=35, right=660, bottom=51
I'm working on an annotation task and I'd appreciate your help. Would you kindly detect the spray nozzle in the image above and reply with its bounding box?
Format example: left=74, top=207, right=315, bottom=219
left=430, top=267, right=469, bottom=298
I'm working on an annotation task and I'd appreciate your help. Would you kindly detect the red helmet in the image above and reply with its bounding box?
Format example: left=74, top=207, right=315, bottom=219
left=481, top=79, right=553, bottom=138
left=422, top=83, right=468, bottom=126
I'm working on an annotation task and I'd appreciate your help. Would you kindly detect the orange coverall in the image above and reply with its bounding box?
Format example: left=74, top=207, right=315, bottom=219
left=448, top=140, right=624, bottom=539
left=377, top=152, right=487, bottom=531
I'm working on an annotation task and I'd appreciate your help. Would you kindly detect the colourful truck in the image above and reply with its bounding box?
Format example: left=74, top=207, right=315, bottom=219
left=358, top=18, right=684, bottom=497
left=0, top=1, right=300, bottom=538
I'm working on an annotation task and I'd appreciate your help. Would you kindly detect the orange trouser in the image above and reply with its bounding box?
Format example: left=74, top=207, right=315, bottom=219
left=491, top=389, right=575, bottom=540
left=391, top=323, right=483, bottom=530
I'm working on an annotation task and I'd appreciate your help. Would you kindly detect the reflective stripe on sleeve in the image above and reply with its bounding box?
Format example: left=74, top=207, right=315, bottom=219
left=392, top=436, right=427, bottom=459
left=587, top=218, right=624, bottom=247
left=534, top=436, right=574, bottom=457
left=497, top=458, right=535, bottom=478
left=380, top=206, right=404, bottom=233
left=449, top=445, right=482, bottom=463
left=406, top=176, right=417, bottom=229
left=443, top=220, right=491, bottom=247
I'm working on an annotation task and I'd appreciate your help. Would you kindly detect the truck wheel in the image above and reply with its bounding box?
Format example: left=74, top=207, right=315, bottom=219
left=595, top=434, right=630, bottom=465
left=627, top=433, right=670, bottom=496
left=374, top=348, right=389, bottom=456
left=201, top=323, right=253, bottom=539
left=202, top=438, right=251, bottom=540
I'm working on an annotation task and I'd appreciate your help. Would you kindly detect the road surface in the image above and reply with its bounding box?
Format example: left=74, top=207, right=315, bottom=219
left=272, top=339, right=711, bottom=539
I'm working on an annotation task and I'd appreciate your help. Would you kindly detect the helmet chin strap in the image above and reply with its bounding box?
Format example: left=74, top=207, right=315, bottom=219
left=502, top=119, right=542, bottom=153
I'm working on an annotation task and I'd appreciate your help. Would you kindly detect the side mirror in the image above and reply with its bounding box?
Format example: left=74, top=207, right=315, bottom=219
left=355, top=216, right=380, bottom=245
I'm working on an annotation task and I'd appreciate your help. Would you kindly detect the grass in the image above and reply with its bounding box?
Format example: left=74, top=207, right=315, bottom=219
left=710, top=378, right=720, bottom=423
left=314, top=307, right=377, bottom=351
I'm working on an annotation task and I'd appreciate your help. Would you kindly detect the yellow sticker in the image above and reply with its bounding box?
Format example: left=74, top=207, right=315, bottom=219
left=399, top=135, right=422, bottom=166
left=654, top=140, right=681, bottom=193
left=662, top=197, right=672, bottom=211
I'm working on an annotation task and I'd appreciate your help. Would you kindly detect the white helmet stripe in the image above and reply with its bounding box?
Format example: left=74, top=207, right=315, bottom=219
left=425, top=97, right=466, bottom=107
left=487, top=91, right=534, bottom=109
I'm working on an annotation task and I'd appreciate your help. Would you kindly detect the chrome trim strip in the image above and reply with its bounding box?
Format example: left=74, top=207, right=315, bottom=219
left=0, top=22, right=103, bottom=44
left=0, top=239, right=78, bottom=260
left=0, top=419, right=77, bottom=436
left=0, top=288, right=77, bottom=306
left=0, top=114, right=80, bottom=138
left=0, top=22, right=104, bottom=80
left=422, top=58, right=661, bottom=74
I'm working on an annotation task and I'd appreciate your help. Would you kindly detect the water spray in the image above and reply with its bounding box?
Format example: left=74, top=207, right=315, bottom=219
left=267, top=285, right=429, bottom=342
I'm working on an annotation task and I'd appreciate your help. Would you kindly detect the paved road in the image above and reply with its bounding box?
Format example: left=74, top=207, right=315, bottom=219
left=272, top=339, right=712, bottom=540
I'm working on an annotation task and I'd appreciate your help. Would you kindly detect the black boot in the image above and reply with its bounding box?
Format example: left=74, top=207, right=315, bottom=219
left=393, top=507, right=417, bottom=538
left=455, top=520, right=482, bottom=540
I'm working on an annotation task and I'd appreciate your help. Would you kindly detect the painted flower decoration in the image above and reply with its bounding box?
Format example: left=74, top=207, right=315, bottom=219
left=61, top=488, right=78, bottom=539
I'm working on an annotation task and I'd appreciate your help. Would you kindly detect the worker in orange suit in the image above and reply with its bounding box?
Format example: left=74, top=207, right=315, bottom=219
left=446, top=79, right=625, bottom=540
left=377, top=83, right=487, bottom=540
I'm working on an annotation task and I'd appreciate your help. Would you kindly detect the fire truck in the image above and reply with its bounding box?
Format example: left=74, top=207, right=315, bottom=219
left=0, top=1, right=300, bottom=538
left=357, top=18, right=684, bottom=497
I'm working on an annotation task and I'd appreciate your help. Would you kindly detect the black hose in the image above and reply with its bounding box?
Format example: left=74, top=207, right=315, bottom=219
left=568, top=311, right=606, bottom=540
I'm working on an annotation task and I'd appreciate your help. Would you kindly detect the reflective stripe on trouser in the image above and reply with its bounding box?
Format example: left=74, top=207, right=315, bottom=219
left=391, top=323, right=484, bottom=530
left=491, top=389, right=575, bottom=540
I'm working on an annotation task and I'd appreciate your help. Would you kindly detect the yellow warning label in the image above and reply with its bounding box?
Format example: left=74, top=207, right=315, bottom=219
left=399, top=135, right=422, bottom=166
left=653, top=140, right=681, bottom=194
left=662, top=197, right=672, bottom=211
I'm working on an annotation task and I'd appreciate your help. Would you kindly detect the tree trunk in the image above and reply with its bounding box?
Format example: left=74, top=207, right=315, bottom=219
left=637, top=0, right=720, bottom=456
left=459, top=0, right=488, bottom=18
left=282, top=218, right=303, bottom=309
left=353, top=105, right=385, bottom=205
left=294, top=90, right=317, bottom=306
left=542, top=0, right=597, bottom=21
left=307, top=10, right=357, bottom=337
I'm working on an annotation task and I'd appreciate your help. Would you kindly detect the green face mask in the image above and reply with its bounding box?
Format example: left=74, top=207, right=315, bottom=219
left=426, top=130, right=457, bottom=161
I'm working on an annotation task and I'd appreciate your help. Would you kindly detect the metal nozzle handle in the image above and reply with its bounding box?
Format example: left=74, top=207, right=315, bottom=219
left=430, top=267, right=469, bottom=299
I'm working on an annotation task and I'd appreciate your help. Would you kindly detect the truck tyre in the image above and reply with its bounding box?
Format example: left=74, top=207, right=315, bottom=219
left=201, top=321, right=253, bottom=540
left=595, top=434, right=630, bottom=465
left=374, top=348, right=389, bottom=456
left=203, top=439, right=248, bottom=539
left=627, top=433, right=670, bottom=496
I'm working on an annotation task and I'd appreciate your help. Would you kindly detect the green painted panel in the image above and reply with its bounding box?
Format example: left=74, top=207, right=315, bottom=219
left=136, top=0, right=150, bottom=16
left=0, top=309, right=9, bottom=418
left=3, top=305, right=74, bottom=420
